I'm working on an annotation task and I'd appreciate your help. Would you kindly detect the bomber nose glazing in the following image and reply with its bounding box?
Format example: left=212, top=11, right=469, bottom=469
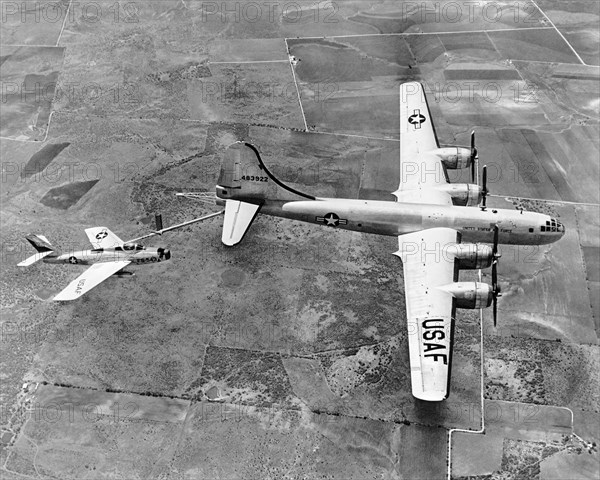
left=541, top=218, right=565, bottom=236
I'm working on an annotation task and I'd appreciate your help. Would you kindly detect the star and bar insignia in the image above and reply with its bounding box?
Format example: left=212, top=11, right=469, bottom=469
left=316, top=212, right=348, bottom=227
left=408, top=109, right=426, bottom=129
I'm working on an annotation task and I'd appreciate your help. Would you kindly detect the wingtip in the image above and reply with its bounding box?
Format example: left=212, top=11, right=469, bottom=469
left=52, top=295, right=75, bottom=302
left=413, top=392, right=448, bottom=402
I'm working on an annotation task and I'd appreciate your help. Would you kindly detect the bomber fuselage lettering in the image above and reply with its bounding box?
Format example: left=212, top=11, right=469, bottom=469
left=421, top=319, right=448, bottom=365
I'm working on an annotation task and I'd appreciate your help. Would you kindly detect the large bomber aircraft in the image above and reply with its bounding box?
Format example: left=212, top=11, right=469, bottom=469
left=212, top=82, right=565, bottom=401
left=18, top=212, right=222, bottom=301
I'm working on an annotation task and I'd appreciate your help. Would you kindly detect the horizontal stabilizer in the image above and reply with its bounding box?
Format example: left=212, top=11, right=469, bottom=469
left=18, top=251, right=53, bottom=267
left=222, top=200, right=261, bottom=246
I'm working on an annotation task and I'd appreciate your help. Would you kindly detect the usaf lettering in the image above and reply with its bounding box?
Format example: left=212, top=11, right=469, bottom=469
left=75, top=279, right=86, bottom=295
left=422, top=319, right=447, bottom=364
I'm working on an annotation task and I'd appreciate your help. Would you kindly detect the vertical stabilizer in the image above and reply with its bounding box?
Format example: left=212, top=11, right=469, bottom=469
left=217, top=142, right=312, bottom=202
left=25, top=234, right=54, bottom=252
left=217, top=142, right=274, bottom=201
left=18, top=234, right=57, bottom=266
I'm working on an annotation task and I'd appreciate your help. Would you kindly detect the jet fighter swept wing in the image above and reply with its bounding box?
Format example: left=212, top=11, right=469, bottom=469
left=53, top=261, right=131, bottom=301
left=85, top=227, right=124, bottom=249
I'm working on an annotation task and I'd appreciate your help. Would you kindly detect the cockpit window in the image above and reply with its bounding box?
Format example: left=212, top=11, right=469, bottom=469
left=122, top=244, right=145, bottom=251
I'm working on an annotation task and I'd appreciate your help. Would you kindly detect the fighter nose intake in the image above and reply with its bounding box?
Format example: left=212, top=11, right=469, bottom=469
left=157, top=248, right=171, bottom=260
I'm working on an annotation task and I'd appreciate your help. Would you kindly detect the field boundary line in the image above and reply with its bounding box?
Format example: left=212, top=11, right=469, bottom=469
left=284, top=39, right=308, bottom=131
left=493, top=195, right=599, bottom=207
left=290, top=26, right=554, bottom=41
left=209, top=60, right=289, bottom=64
left=56, top=0, right=73, bottom=46
left=447, top=304, right=485, bottom=480
left=511, top=59, right=599, bottom=68
left=311, top=130, right=400, bottom=142
left=529, top=0, right=586, bottom=65
left=0, top=44, right=61, bottom=48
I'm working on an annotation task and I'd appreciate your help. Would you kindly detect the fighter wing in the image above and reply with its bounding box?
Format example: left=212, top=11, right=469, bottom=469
left=85, top=227, right=124, bottom=249
left=394, top=227, right=459, bottom=401
left=53, top=261, right=131, bottom=301
left=395, top=82, right=451, bottom=205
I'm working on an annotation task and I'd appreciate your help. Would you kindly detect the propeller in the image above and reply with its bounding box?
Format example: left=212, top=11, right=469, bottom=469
left=492, top=223, right=501, bottom=263
left=491, top=224, right=502, bottom=327
left=480, top=165, right=489, bottom=210
left=470, top=130, right=477, bottom=183
left=491, top=260, right=502, bottom=327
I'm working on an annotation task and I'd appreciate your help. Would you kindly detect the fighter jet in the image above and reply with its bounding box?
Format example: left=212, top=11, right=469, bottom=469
left=211, top=82, right=566, bottom=401
left=18, top=211, right=223, bottom=301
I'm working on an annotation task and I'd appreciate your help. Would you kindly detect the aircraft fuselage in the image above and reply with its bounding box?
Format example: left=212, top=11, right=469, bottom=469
left=43, top=247, right=170, bottom=266
left=246, top=198, right=565, bottom=246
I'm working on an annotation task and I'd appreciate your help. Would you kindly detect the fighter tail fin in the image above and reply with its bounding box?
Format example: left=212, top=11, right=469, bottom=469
left=18, top=235, right=57, bottom=266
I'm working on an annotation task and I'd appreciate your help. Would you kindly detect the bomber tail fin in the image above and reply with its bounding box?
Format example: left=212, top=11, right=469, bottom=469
left=216, top=142, right=275, bottom=203
left=215, top=142, right=316, bottom=246
left=18, top=235, right=57, bottom=266
left=215, top=142, right=270, bottom=246
left=216, top=142, right=315, bottom=203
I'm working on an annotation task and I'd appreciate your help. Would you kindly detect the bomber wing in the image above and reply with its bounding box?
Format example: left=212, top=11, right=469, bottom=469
left=394, top=227, right=458, bottom=401
left=85, top=227, right=124, bottom=249
left=53, top=261, right=131, bottom=301
left=395, top=81, right=451, bottom=205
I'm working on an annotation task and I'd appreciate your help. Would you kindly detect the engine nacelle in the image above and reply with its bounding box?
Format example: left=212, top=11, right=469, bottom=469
left=434, top=183, right=482, bottom=206
left=432, top=147, right=472, bottom=169
left=440, top=282, right=493, bottom=309
left=444, top=243, right=494, bottom=269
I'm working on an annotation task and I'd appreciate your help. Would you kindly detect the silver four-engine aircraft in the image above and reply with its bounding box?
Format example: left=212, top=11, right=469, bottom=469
left=18, top=212, right=223, bottom=301
left=213, top=82, right=565, bottom=401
